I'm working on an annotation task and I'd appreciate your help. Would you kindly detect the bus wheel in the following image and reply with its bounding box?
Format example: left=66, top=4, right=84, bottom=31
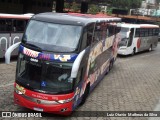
left=109, top=60, right=113, bottom=71
left=132, top=48, right=136, bottom=55
left=149, top=45, right=152, bottom=51
left=80, top=84, right=90, bottom=106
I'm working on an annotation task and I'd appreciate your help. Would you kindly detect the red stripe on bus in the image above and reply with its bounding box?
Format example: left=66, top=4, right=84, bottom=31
left=0, top=16, right=31, bottom=19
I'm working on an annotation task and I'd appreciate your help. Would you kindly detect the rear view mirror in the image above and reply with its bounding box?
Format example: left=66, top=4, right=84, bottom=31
left=5, top=42, right=21, bottom=64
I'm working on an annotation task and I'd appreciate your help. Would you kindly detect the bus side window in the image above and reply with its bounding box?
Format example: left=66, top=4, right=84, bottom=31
left=87, top=31, right=92, bottom=46
left=156, top=28, right=159, bottom=35
left=81, top=28, right=87, bottom=50
left=135, top=28, right=140, bottom=37
left=154, top=28, right=159, bottom=36
left=94, top=23, right=102, bottom=41
left=115, top=27, right=121, bottom=34
left=144, top=29, right=148, bottom=37
left=152, top=29, right=156, bottom=36
left=99, top=22, right=108, bottom=40
left=86, top=24, right=94, bottom=46
left=13, top=20, right=25, bottom=32
left=148, top=29, right=153, bottom=36
left=0, top=19, right=6, bottom=32
left=5, top=19, right=12, bottom=32
left=91, top=23, right=100, bottom=45
left=18, top=20, right=25, bottom=31
left=140, top=28, right=145, bottom=37
left=13, top=20, right=17, bottom=32
left=107, top=25, right=115, bottom=37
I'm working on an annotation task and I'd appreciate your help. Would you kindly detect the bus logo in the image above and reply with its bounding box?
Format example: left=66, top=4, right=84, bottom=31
left=30, top=58, right=38, bottom=62
left=36, top=100, right=41, bottom=104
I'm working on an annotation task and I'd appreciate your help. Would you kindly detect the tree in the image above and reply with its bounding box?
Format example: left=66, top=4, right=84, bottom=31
left=64, top=2, right=70, bottom=9
left=71, top=2, right=80, bottom=12
left=88, top=4, right=100, bottom=14
left=109, top=0, right=143, bottom=9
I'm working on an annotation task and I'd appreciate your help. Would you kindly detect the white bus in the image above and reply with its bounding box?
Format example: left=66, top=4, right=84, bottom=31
left=117, top=23, right=159, bottom=55
left=0, top=13, right=33, bottom=58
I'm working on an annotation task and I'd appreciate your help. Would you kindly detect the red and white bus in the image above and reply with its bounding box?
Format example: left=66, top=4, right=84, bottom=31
left=117, top=23, right=159, bottom=55
left=6, top=13, right=121, bottom=115
left=0, top=13, right=33, bottom=58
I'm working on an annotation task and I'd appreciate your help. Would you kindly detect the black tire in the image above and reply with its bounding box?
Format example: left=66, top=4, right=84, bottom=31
left=131, top=48, right=136, bottom=55
left=79, top=84, right=90, bottom=106
left=149, top=45, right=152, bottom=52
left=109, top=60, right=113, bottom=71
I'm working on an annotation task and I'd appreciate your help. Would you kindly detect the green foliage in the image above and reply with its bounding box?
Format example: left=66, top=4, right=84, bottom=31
left=110, top=0, right=143, bottom=9
left=64, top=0, right=144, bottom=13
left=88, top=4, right=100, bottom=14
left=71, top=2, right=80, bottom=12
left=64, top=2, right=80, bottom=12
left=106, top=9, right=112, bottom=14
left=64, top=2, right=70, bottom=9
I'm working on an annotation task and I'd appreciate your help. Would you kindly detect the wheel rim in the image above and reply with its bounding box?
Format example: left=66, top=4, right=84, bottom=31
left=132, top=49, right=135, bottom=55
left=109, top=62, right=113, bottom=71
left=149, top=46, right=152, bottom=51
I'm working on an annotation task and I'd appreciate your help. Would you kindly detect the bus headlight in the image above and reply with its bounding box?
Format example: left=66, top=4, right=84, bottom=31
left=15, top=88, right=23, bottom=95
left=15, top=83, right=26, bottom=94
left=57, top=97, right=74, bottom=104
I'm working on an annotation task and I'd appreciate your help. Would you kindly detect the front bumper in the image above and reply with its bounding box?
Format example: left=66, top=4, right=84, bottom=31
left=118, top=49, right=128, bottom=55
left=14, top=92, right=73, bottom=115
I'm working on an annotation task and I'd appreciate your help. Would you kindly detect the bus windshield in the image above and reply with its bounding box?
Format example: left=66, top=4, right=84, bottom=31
left=118, top=38, right=128, bottom=47
left=119, top=28, right=134, bottom=47
left=120, top=28, right=130, bottom=38
left=16, top=54, right=74, bottom=94
left=118, top=28, right=130, bottom=47
left=120, top=28, right=130, bottom=33
left=23, top=20, right=82, bottom=52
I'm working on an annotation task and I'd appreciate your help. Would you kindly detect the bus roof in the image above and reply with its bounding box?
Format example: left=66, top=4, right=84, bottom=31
left=31, top=12, right=121, bottom=26
left=0, top=13, right=33, bottom=19
left=117, top=23, right=159, bottom=28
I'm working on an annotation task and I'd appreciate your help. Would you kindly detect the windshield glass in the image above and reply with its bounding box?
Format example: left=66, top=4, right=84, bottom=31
left=16, top=53, right=74, bottom=94
left=120, top=28, right=130, bottom=33
left=119, top=38, right=128, bottom=47
left=23, top=20, right=82, bottom=52
left=120, top=28, right=130, bottom=38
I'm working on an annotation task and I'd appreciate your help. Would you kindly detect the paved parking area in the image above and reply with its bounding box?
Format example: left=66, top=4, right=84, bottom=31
left=0, top=44, right=160, bottom=120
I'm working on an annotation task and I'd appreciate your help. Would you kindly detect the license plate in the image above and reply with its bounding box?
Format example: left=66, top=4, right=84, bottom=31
left=33, top=107, right=43, bottom=112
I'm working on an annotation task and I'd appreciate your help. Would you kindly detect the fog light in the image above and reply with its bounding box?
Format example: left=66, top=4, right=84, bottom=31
left=61, top=108, right=67, bottom=112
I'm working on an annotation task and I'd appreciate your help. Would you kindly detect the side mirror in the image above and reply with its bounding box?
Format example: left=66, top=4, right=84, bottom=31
left=126, top=31, right=131, bottom=38
left=5, top=42, right=21, bottom=64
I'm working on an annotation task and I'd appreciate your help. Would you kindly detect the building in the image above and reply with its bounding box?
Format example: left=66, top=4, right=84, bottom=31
left=141, top=0, right=159, bottom=9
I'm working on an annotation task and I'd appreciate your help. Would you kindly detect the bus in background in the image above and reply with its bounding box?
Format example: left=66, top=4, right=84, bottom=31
left=0, top=13, right=33, bottom=58
left=5, top=13, right=121, bottom=115
left=117, top=23, right=159, bottom=55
